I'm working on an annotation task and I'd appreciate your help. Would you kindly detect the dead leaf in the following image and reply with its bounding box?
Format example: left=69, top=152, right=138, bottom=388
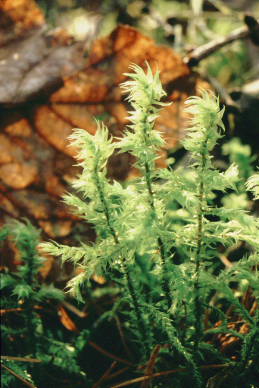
left=38, top=219, right=72, bottom=238
left=0, top=0, right=88, bottom=105
left=0, top=0, right=44, bottom=45
left=58, top=305, right=78, bottom=332
left=0, top=162, right=38, bottom=189
left=0, top=193, right=19, bottom=218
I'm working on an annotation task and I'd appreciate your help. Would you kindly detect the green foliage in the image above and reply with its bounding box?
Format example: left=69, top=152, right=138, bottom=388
left=1, top=360, right=36, bottom=388
left=38, top=64, right=259, bottom=386
left=222, top=137, right=255, bottom=180
left=0, top=220, right=90, bottom=387
left=246, top=172, right=259, bottom=200
left=1, top=220, right=63, bottom=301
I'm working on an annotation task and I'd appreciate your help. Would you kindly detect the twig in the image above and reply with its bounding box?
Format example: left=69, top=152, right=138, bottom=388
left=141, top=345, right=161, bottom=388
left=207, top=0, right=238, bottom=17
left=105, top=366, right=130, bottom=382
left=60, top=300, right=88, bottom=318
left=111, top=363, right=231, bottom=388
left=0, top=305, right=43, bottom=315
left=249, top=301, right=258, bottom=316
left=114, top=315, right=133, bottom=360
left=219, top=255, right=233, bottom=268
left=184, top=17, right=259, bottom=66
left=88, top=341, right=134, bottom=367
left=0, top=307, right=24, bottom=315
left=145, top=345, right=162, bottom=375
left=1, top=356, right=41, bottom=363
left=92, top=361, right=117, bottom=388
left=205, top=75, right=239, bottom=108
left=1, top=363, right=37, bottom=388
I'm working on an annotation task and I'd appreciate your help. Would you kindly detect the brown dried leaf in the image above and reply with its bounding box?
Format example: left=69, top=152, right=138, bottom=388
left=38, top=219, right=72, bottom=238
left=51, top=104, right=98, bottom=134
left=0, top=162, right=38, bottom=189
left=0, top=193, right=19, bottom=218
left=51, top=68, right=112, bottom=103
left=0, top=0, right=44, bottom=45
left=58, top=305, right=78, bottom=332
left=35, top=106, right=75, bottom=157
left=0, top=0, right=87, bottom=104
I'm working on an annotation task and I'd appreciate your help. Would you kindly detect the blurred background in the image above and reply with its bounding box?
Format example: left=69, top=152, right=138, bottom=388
left=38, top=0, right=259, bottom=87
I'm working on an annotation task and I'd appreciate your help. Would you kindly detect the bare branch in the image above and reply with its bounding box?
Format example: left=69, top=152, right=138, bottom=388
left=184, top=16, right=259, bottom=66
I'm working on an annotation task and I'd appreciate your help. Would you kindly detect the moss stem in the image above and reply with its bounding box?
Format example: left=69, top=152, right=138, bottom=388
left=194, top=140, right=207, bottom=354
left=94, top=168, right=149, bottom=353
left=142, top=112, right=171, bottom=310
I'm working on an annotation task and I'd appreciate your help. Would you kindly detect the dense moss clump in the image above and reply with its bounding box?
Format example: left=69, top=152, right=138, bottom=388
left=6, top=63, right=258, bottom=387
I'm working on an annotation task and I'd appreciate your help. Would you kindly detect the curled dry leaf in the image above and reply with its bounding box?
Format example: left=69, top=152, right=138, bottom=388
left=58, top=305, right=78, bottom=332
